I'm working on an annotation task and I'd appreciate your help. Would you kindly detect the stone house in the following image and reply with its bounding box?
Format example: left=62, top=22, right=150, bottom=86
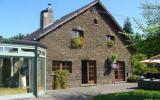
left=26, top=0, right=132, bottom=90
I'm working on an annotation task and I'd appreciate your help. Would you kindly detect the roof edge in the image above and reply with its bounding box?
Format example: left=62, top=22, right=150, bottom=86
left=37, top=0, right=99, bottom=39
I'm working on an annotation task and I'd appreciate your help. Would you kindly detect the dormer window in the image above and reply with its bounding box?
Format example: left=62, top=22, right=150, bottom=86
left=70, top=29, right=84, bottom=49
left=106, top=35, right=115, bottom=48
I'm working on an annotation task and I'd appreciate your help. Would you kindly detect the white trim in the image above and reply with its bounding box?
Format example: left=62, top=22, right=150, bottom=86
left=0, top=93, right=34, bottom=100
left=44, top=52, right=47, bottom=92
left=0, top=44, right=35, bottom=57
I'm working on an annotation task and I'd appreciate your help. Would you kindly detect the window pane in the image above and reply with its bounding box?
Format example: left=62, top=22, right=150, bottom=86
left=106, top=35, right=115, bottom=41
left=37, top=58, right=45, bottom=91
left=4, top=47, right=18, bottom=53
left=21, top=48, right=34, bottom=52
left=52, top=61, right=72, bottom=73
left=0, top=47, right=2, bottom=52
left=42, top=52, right=45, bottom=56
left=71, top=29, right=84, bottom=38
left=0, top=57, right=33, bottom=95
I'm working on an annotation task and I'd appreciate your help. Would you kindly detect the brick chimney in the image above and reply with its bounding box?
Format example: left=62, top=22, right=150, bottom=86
left=40, top=4, right=53, bottom=29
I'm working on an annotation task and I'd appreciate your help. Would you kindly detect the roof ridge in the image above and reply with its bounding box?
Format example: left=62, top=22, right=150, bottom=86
left=26, top=0, right=124, bottom=41
left=25, top=0, right=99, bottom=40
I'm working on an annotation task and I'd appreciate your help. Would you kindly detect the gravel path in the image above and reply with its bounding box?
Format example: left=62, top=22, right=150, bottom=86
left=34, top=83, right=137, bottom=100
left=12, top=83, right=137, bottom=100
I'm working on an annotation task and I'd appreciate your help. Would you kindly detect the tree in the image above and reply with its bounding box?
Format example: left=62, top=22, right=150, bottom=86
left=134, top=1, right=160, bottom=57
left=141, top=1, right=160, bottom=26
left=10, top=33, right=29, bottom=40
left=131, top=53, right=148, bottom=75
left=123, top=17, right=134, bottom=34
left=0, top=35, right=3, bottom=39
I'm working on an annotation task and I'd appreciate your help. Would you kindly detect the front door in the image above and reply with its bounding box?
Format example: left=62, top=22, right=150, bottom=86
left=114, top=61, right=125, bottom=82
left=82, top=60, right=96, bottom=84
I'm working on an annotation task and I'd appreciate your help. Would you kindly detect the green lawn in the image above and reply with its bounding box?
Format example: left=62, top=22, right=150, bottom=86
left=0, top=88, right=28, bottom=95
left=94, top=90, right=160, bottom=100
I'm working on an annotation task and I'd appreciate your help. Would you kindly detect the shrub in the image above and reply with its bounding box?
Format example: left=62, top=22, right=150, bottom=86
left=146, top=66, right=159, bottom=73
left=71, top=37, right=84, bottom=48
left=54, top=69, right=69, bottom=89
left=127, top=75, right=139, bottom=82
left=106, top=40, right=114, bottom=48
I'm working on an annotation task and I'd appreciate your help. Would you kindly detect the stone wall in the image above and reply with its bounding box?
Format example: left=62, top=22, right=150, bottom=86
left=39, top=5, right=132, bottom=90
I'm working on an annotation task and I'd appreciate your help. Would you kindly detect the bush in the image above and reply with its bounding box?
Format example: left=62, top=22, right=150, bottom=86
left=106, top=40, right=114, bottom=48
left=54, top=69, right=69, bottom=89
left=71, top=37, right=84, bottom=48
left=146, top=66, right=159, bottom=73
left=127, top=75, right=139, bottom=82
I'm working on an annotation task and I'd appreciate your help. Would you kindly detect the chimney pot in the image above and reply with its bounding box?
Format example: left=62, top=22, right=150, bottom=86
left=40, top=4, right=53, bottom=29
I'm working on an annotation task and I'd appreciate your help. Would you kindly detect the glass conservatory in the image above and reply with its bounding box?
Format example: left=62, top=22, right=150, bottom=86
left=0, top=40, right=46, bottom=98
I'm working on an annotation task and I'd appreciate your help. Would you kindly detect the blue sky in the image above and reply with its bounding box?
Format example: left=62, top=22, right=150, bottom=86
left=0, top=0, right=145, bottom=38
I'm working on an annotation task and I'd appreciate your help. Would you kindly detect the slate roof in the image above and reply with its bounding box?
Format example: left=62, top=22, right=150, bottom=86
left=25, top=0, right=124, bottom=41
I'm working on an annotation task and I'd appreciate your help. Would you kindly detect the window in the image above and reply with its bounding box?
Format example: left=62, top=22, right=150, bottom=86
left=105, top=35, right=115, bottom=47
left=4, top=47, right=18, bottom=53
left=106, top=35, right=115, bottom=41
left=42, top=51, right=45, bottom=56
left=21, top=48, right=34, bottom=52
left=52, top=61, right=72, bottom=73
left=94, top=19, right=98, bottom=25
left=70, top=29, right=84, bottom=48
left=0, top=47, right=2, bottom=52
left=70, top=29, right=84, bottom=38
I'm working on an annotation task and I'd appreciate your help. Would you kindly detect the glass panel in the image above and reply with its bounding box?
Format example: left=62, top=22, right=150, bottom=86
left=37, top=58, right=45, bottom=91
left=52, top=61, right=72, bottom=73
left=0, top=57, right=33, bottom=95
left=0, top=47, right=2, bottom=52
left=71, top=29, right=84, bottom=38
left=21, top=48, right=34, bottom=52
left=4, top=47, right=18, bottom=53
left=42, top=52, right=45, bottom=56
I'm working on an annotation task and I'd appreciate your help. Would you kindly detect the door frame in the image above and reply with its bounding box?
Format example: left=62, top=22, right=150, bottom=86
left=81, top=60, right=97, bottom=84
left=114, top=61, right=125, bottom=82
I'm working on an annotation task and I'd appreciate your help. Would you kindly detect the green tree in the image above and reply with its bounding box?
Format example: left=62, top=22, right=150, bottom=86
left=141, top=1, right=160, bottom=26
left=134, top=1, right=160, bottom=57
left=123, top=17, right=134, bottom=34
left=0, top=35, right=3, bottom=39
left=131, top=53, right=148, bottom=75
left=10, top=33, right=29, bottom=40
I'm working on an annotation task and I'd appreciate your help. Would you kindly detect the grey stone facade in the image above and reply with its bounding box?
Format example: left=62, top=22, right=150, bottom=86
left=37, top=4, right=132, bottom=90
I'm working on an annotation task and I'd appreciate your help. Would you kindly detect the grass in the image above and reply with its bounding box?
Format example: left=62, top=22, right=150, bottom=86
left=0, top=88, right=28, bottom=95
left=94, top=90, right=160, bottom=100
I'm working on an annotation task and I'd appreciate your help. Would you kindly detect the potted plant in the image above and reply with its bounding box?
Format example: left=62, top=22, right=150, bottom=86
left=111, top=53, right=118, bottom=63
left=54, top=69, right=69, bottom=89
left=106, top=40, right=114, bottom=48
left=71, top=37, right=84, bottom=48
